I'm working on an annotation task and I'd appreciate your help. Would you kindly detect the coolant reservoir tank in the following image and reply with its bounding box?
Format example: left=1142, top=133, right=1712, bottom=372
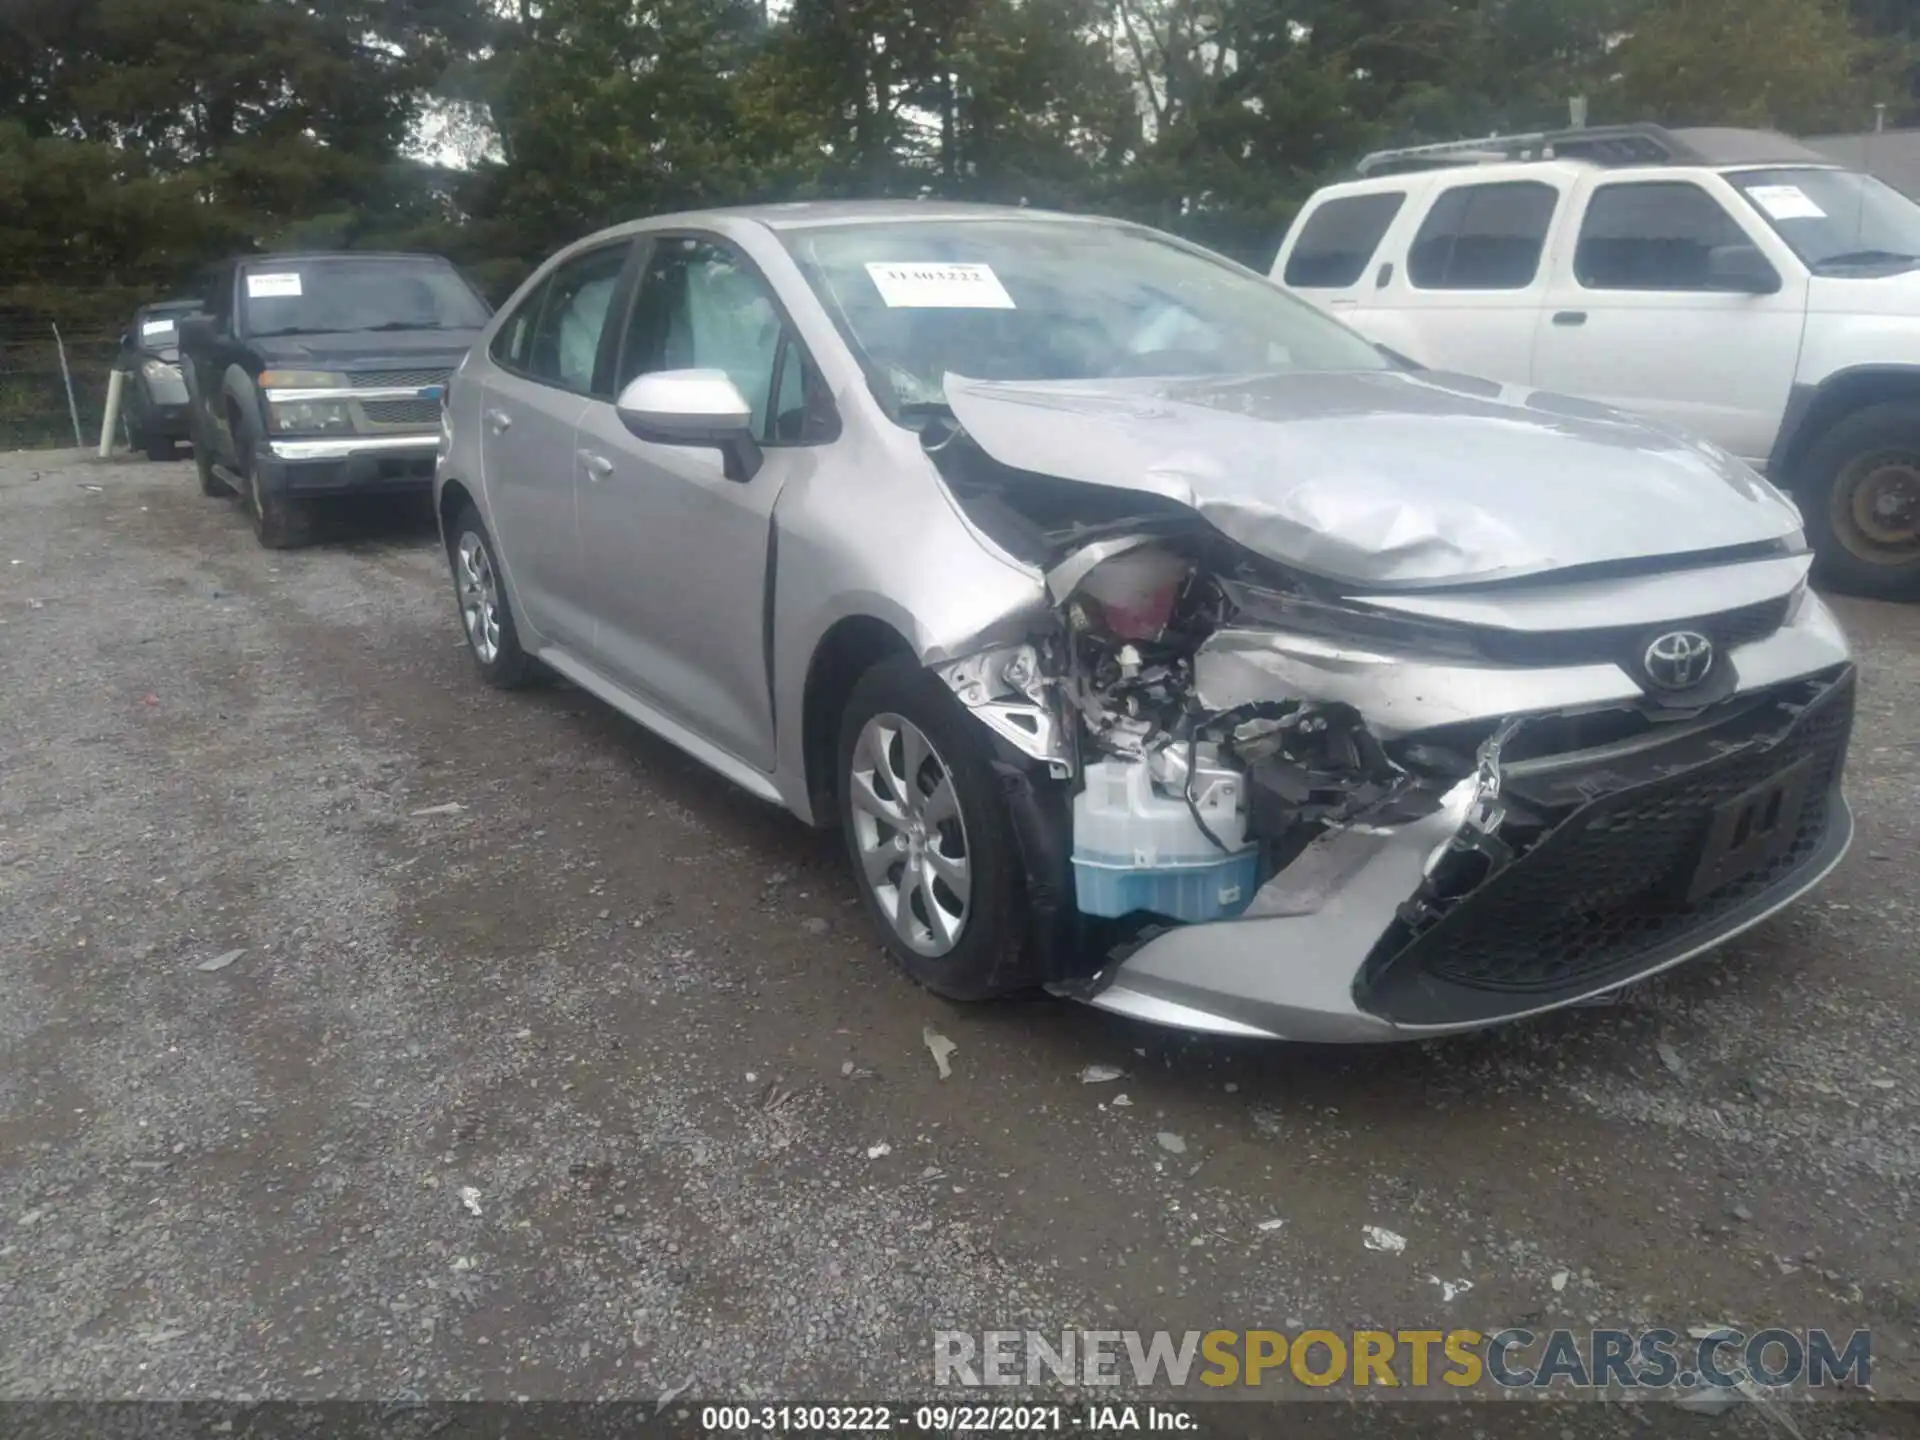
left=1071, top=759, right=1258, bottom=923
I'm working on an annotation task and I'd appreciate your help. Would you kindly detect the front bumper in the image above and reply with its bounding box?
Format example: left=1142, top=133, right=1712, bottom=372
left=261, top=435, right=439, bottom=496
left=1070, top=653, right=1857, bottom=1044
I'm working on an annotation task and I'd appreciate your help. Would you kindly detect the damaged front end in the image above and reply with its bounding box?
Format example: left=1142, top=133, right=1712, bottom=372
left=923, top=415, right=1856, bottom=1042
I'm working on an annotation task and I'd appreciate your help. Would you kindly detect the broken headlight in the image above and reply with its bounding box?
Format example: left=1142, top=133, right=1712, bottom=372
left=1219, top=579, right=1483, bottom=661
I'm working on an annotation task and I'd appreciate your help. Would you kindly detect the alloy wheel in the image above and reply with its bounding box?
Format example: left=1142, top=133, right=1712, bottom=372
left=848, top=713, right=972, bottom=958
left=456, top=531, right=502, bottom=663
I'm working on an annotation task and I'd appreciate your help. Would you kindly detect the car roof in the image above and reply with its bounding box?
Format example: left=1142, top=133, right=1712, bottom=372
left=595, top=199, right=1125, bottom=239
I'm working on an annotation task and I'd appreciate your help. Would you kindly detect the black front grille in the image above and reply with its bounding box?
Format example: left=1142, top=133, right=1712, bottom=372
left=352, top=368, right=452, bottom=391
left=1469, top=594, right=1792, bottom=667
left=1358, top=669, right=1854, bottom=1025
left=361, top=398, right=440, bottom=426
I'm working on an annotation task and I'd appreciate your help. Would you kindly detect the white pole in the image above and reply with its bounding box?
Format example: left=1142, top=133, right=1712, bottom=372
left=99, top=368, right=126, bottom=458
left=51, top=322, right=84, bottom=447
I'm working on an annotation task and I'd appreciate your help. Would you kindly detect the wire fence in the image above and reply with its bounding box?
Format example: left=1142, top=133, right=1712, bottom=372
left=0, top=318, right=124, bottom=452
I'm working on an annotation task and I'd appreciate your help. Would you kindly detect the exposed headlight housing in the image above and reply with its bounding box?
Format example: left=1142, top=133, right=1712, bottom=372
left=261, top=370, right=356, bottom=434
left=139, top=358, right=182, bottom=383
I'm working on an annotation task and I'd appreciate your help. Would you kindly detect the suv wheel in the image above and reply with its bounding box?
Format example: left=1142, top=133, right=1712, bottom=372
left=448, top=504, right=533, bottom=688
left=1799, top=403, right=1920, bottom=601
left=836, top=656, right=1030, bottom=1001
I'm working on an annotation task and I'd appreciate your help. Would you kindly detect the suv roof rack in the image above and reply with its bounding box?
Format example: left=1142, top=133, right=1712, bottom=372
left=1355, top=124, right=1703, bottom=177
left=1352, top=123, right=1835, bottom=178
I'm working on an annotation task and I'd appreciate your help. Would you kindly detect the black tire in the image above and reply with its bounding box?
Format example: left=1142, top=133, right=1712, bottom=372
left=190, top=412, right=229, bottom=496
left=143, top=435, right=174, bottom=462
left=238, top=414, right=313, bottom=550
left=447, top=504, right=534, bottom=689
left=1796, top=403, right=1920, bottom=601
left=836, top=656, right=1031, bottom=1002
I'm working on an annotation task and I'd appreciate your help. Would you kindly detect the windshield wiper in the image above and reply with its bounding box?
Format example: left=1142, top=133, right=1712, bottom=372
left=1812, top=249, right=1920, bottom=271
left=362, top=320, right=460, bottom=331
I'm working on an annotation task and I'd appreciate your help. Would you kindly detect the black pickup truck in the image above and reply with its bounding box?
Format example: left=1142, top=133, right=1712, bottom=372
left=178, top=252, right=491, bottom=547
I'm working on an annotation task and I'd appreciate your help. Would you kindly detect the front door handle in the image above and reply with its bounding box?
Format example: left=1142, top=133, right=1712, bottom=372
left=1552, top=311, right=1588, bottom=327
left=578, top=449, right=614, bottom=480
left=485, top=408, right=512, bottom=433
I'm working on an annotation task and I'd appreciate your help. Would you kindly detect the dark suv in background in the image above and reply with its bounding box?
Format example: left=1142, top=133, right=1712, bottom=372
left=117, top=299, right=201, bottom=460
left=179, top=252, right=490, bottom=547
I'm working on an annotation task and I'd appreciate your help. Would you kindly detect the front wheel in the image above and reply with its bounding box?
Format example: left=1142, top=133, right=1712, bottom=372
left=143, top=435, right=174, bottom=462
left=241, top=429, right=313, bottom=550
left=1798, top=404, right=1920, bottom=601
left=836, top=657, right=1031, bottom=1001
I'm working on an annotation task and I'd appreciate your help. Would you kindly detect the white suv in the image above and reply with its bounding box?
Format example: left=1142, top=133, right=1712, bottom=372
left=1272, top=124, right=1920, bottom=600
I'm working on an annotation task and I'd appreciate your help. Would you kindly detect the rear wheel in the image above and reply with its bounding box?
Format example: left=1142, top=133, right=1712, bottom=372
left=448, top=504, right=533, bottom=689
left=191, top=412, right=229, bottom=496
left=836, top=657, right=1030, bottom=1001
left=1798, top=404, right=1920, bottom=601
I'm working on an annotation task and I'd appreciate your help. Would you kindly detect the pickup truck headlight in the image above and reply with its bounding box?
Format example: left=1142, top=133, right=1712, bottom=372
left=139, top=358, right=182, bottom=383
left=261, top=370, right=356, bottom=435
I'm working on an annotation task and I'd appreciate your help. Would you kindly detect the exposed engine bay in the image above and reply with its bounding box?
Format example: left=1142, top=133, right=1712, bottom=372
left=926, top=421, right=1461, bottom=968
left=923, top=417, right=1855, bottom=1021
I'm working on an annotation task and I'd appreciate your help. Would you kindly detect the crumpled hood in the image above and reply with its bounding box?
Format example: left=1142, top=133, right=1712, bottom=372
left=944, top=369, right=1805, bottom=588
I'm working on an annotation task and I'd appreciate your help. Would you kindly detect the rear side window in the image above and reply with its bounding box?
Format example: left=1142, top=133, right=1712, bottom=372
left=1284, top=192, right=1406, bottom=287
left=1408, top=181, right=1559, bottom=290
left=1576, top=182, right=1756, bottom=290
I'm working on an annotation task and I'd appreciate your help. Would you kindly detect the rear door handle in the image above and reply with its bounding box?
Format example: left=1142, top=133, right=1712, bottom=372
left=485, top=408, right=512, bottom=433
left=578, top=449, right=614, bottom=480
left=1552, top=311, right=1588, bottom=327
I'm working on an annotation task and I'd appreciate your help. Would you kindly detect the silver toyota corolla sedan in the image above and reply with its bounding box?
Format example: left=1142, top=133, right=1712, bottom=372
left=433, top=201, right=1855, bottom=1042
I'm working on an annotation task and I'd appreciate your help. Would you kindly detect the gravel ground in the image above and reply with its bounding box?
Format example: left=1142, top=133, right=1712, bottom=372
left=2, top=451, right=1918, bottom=1434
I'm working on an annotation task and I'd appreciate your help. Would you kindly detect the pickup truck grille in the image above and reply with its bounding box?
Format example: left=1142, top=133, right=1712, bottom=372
left=361, top=398, right=442, bottom=426
left=352, top=368, right=453, bottom=391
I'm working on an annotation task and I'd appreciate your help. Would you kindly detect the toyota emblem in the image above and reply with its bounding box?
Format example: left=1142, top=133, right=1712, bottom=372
left=1643, top=630, right=1715, bottom=690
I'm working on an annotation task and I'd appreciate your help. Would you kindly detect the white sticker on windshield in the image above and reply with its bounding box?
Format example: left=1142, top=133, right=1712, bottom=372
left=140, top=319, right=175, bottom=337
left=1747, top=185, right=1827, bottom=221
left=246, top=272, right=303, bottom=299
left=866, top=262, right=1015, bottom=309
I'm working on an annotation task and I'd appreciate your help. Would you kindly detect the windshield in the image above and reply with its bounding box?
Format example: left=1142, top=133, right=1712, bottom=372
left=239, top=257, right=491, bottom=337
left=133, top=304, right=198, bottom=347
left=1729, top=168, right=1920, bottom=271
left=781, top=218, right=1389, bottom=411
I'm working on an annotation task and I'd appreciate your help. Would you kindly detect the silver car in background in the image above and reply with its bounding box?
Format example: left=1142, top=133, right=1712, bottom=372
left=433, top=201, right=1854, bottom=1042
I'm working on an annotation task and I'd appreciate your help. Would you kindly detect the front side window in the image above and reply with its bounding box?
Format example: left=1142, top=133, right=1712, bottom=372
left=1285, top=192, right=1407, bottom=288
left=1576, top=182, right=1759, bottom=290
left=239, top=257, right=491, bottom=338
left=1407, top=181, right=1560, bottom=290
left=1730, top=167, right=1920, bottom=273
left=616, top=237, right=798, bottom=442
left=782, top=218, right=1387, bottom=414
left=525, top=244, right=629, bottom=393
left=491, top=277, right=549, bottom=370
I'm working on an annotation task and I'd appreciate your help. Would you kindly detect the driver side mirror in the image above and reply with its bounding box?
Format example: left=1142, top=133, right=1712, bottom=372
left=615, top=369, right=763, bottom=482
left=1706, top=243, right=1781, bottom=295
